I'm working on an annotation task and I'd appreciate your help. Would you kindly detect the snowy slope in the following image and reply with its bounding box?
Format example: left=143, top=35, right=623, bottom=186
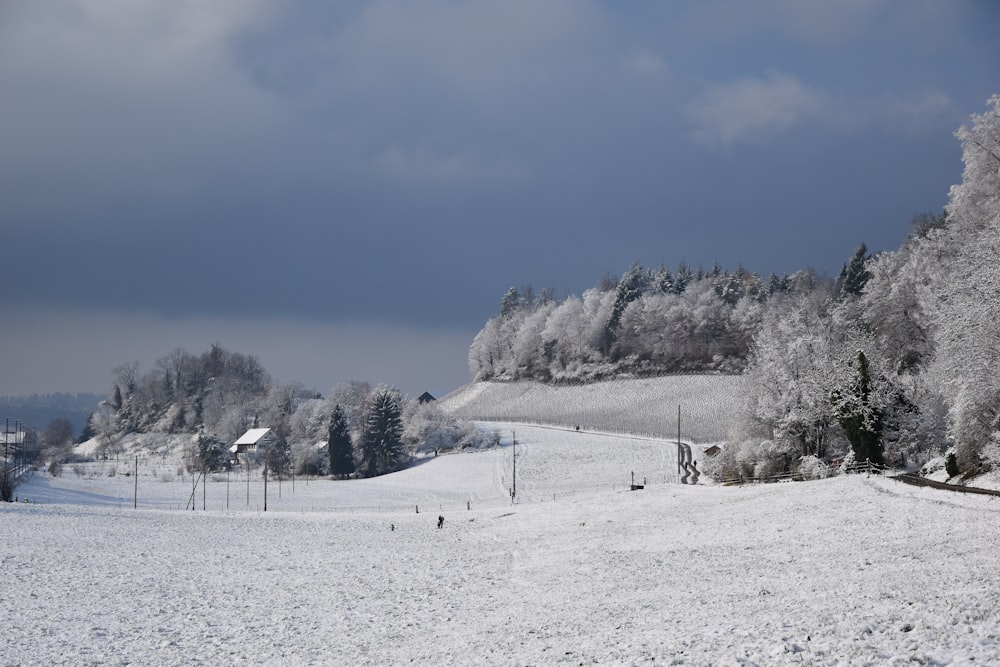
left=440, top=376, right=746, bottom=441
left=5, top=423, right=1000, bottom=665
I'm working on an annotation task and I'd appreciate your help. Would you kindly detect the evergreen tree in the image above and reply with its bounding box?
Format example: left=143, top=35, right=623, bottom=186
left=674, top=261, right=693, bottom=294
left=196, top=431, right=227, bottom=472
left=77, top=412, right=96, bottom=443
left=327, top=404, right=355, bottom=478
left=836, top=243, right=872, bottom=299
left=652, top=264, right=673, bottom=293
left=359, top=389, right=405, bottom=477
left=500, top=287, right=521, bottom=319
left=603, top=262, right=647, bottom=353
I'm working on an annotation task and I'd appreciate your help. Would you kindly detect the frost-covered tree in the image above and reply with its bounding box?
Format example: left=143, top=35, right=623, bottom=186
left=604, top=262, right=648, bottom=355
left=326, top=381, right=372, bottom=439
left=745, top=294, right=839, bottom=459
left=859, top=243, right=937, bottom=375
left=927, top=96, right=1000, bottom=472
left=40, top=418, right=75, bottom=464
left=515, top=303, right=557, bottom=379
left=832, top=351, right=886, bottom=466
left=288, top=397, right=328, bottom=446
left=947, top=94, right=1000, bottom=232
left=402, top=400, right=497, bottom=456
left=291, top=440, right=326, bottom=477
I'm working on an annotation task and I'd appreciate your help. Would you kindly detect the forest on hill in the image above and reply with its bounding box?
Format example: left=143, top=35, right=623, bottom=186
left=26, top=343, right=493, bottom=484
left=471, top=95, right=1000, bottom=481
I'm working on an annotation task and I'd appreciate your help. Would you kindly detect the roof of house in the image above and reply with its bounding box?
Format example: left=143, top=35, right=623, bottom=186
left=234, top=427, right=273, bottom=445
left=417, top=391, right=436, bottom=403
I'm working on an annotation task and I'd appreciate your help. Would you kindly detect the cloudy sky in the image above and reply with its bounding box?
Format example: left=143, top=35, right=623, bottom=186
left=1, top=1, right=997, bottom=399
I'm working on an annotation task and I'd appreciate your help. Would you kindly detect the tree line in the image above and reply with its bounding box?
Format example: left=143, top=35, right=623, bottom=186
left=469, top=263, right=807, bottom=384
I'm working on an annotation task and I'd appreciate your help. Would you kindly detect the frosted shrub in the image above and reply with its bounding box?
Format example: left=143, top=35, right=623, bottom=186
left=981, top=432, right=1000, bottom=473
left=728, top=439, right=792, bottom=481
left=839, top=448, right=857, bottom=474
left=698, top=448, right=725, bottom=480
left=752, top=454, right=785, bottom=481
left=48, top=461, right=62, bottom=477
left=73, top=464, right=86, bottom=478
left=797, top=455, right=830, bottom=481
left=107, top=466, right=117, bottom=478
left=920, top=456, right=946, bottom=476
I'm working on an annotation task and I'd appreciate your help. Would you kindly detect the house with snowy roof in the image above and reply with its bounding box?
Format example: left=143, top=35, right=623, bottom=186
left=230, top=427, right=277, bottom=458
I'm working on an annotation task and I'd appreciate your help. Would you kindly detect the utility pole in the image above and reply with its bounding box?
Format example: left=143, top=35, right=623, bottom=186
left=511, top=431, right=517, bottom=504
left=264, top=438, right=269, bottom=512
left=3, top=417, right=9, bottom=500
left=134, top=455, right=138, bottom=509
left=676, top=405, right=682, bottom=477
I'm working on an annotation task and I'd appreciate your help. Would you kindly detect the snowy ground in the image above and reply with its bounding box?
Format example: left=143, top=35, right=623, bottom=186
left=5, top=423, right=1000, bottom=665
left=440, top=376, right=746, bottom=441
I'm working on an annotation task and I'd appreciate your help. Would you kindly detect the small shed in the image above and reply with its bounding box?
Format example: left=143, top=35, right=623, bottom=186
left=230, top=428, right=277, bottom=457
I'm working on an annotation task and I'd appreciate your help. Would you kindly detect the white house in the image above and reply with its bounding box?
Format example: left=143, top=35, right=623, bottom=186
left=230, top=428, right=277, bottom=458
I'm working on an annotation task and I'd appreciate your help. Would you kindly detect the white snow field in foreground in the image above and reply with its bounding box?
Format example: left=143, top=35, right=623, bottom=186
left=5, top=424, right=1000, bottom=666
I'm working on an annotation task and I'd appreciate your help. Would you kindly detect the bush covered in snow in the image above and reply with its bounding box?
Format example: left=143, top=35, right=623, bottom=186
left=796, top=455, right=831, bottom=481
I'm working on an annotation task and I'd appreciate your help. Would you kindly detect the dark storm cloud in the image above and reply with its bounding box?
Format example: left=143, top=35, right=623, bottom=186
left=0, top=0, right=997, bottom=395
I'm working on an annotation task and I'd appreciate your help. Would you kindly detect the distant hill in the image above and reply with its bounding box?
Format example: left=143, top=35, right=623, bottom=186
left=0, top=393, right=103, bottom=439
left=439, top=375, right=746, bottom=442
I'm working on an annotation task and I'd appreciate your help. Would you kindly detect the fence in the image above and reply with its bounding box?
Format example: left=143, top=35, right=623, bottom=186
left=891, top=473, right=1000, bottom=497
left=715, top=459, right=891, bottom=486
left=2, top=422, right=32, bottom=502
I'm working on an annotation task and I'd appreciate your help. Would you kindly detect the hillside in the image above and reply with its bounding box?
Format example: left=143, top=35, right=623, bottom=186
left=439, top=375, right=746, bottom=442
left=6, top=423, right=1000, bottom=664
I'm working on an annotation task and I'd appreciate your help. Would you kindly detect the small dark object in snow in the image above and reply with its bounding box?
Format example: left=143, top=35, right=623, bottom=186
left=437, top=515, right=444, bottom=529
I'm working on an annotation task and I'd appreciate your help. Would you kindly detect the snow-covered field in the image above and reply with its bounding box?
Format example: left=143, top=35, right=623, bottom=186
left=440, top=376, right=746, bottom=442
left=5, top=423, right=1000, bottom=665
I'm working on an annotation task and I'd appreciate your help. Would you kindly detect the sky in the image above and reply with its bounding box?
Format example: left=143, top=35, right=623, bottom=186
left=1, top=0, right=997, bottom=401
